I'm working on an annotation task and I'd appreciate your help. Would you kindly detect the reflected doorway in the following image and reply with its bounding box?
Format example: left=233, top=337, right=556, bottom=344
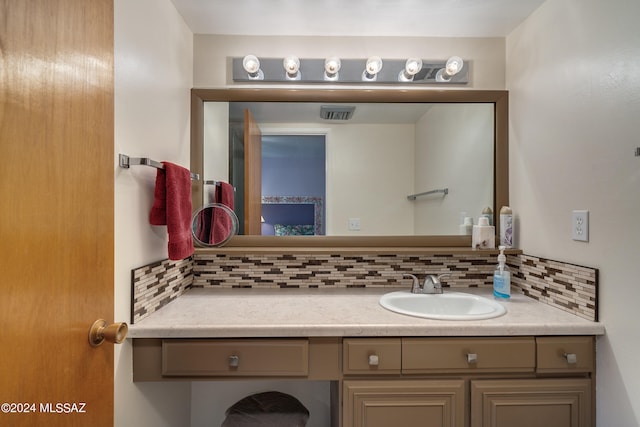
left=260, top=135, right=326, bottom=236
left=230, top=132, right=326, bottom=235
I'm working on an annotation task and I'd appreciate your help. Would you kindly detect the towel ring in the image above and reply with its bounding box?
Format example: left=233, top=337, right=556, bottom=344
left=191, top=203, right=239, bottom=247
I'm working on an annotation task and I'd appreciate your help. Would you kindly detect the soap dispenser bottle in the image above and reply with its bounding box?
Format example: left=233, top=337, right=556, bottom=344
left=493, top=246, right=511, bottom=300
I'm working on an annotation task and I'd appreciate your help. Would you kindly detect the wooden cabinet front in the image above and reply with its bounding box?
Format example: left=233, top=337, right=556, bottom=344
left=344, top=379, right=465, bottom=427
left=536, top=336, right=595, bottom=374
left=402, top=337, right=536, bottom=374
left=161, top=339, right=309, bottom=377
left=343, top=338, right=401, bottom=375
left=133, top=335, right=596, bottom=427
left=470, top=378, right=592, bottom=427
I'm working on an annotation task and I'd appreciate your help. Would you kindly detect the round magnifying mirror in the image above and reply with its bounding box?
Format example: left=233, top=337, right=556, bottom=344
left=192, top=203, right=239, bottom=247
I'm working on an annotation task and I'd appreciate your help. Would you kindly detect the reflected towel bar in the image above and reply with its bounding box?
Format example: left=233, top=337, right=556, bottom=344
left=119, top=154, right=199, bottom=181
left=204, top=181, right=237, bottom=193
left=407, top=188, right=448, bottom=201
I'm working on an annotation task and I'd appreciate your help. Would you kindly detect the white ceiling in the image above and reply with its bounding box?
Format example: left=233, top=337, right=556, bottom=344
left=170, top=0, right=546, bottom=37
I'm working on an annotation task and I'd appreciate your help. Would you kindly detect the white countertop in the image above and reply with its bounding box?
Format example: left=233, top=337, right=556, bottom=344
left=128, top=287, right=605, bottom=338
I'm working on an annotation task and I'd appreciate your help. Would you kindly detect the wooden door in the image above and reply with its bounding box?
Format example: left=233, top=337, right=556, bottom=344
left=343, top=380, right=465, bottom=427
left=243, top=108, right=262, bottom=234
left=471, top=379, right=592, bottom=427
left=0, top=1, right=115, bottom=426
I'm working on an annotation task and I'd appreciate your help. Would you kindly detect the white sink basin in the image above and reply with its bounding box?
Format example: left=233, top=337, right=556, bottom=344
left=379, top=291, right=506, bottom=320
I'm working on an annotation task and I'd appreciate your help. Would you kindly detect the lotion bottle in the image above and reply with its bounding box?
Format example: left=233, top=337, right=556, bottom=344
left=493, top=246, right=511, bottom=300
left=499, top=206, right=513, bottom=248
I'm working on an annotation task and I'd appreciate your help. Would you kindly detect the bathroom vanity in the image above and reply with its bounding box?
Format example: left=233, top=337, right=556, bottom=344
left=129, top=288, right=603, bottom=427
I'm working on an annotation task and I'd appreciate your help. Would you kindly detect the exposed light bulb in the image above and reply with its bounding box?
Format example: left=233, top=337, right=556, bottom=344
left=436, top=56, right=464, bottom=82
left=362, top=56, right=383, bottom=81
left=398, top=57, right=423, bottom=82
left=324, top=57, right=341, bottom=81
left=242, top=54, right=263, bottom=80
left=283, top=56, right=301, bottom=80
left=445, top=56, right=463, bottom=75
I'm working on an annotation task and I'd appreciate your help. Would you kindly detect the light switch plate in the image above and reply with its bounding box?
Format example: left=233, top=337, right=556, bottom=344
left=572, top=210, right=589, bottom=242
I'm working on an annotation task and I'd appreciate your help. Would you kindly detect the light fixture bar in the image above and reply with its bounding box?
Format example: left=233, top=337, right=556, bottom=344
left=231, top=57, right=468, bottom=84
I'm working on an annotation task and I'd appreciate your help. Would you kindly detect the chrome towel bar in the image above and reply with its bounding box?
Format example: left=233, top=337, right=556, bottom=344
left=119, top=154, right=199, bottom=181
left=407, top=188, right=448, bottom=201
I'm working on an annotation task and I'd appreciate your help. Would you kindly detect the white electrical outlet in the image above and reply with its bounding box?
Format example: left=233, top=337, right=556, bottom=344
left=348, top=218, right=361, bottom=231
left=572, top=210, right=589, bottom=242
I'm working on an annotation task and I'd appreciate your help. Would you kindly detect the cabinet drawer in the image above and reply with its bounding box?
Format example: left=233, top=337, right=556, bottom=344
left=402, top=337, right=536, bottom=373
left=343, top=338, right=401, bottom=375
left=161, top=339, right=308, bottom=377
left=536, top=336, right=594, bottom=373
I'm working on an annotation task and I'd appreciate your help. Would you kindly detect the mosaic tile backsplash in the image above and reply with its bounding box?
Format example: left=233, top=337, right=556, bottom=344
left=512, top=254, right=598, bottom=321
left=192, top=253, right=498, bottom=289
left=131, top=251, right=598, bottom=323
left=131, top=258, right=193, bottom=323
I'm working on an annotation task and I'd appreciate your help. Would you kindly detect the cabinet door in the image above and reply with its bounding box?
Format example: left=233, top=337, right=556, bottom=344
left=471, top=378, right=592, bottom=427
left=344, top=379, right=465, bottom=427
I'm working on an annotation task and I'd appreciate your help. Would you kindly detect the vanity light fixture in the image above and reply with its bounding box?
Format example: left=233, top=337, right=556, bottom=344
left=232, top=56, right=467, bottom=84
left=362, top=56, right=383, bottom=82
left=242, top=54, right=264, bottom=80
left=398, top=57, right=423, bottom=82
left=283, top=55, right=301, bottom=80
left=324, top=57, right=341, bottom=81
left=435, top=56, right=464, bottom=82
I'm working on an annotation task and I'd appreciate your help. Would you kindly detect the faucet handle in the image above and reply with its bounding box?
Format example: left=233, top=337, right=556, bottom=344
left=436, top=273, right=451, bottom=283
left=403, top=274, right=421, bottom=293
left=424, top=273, right=450, bottom=294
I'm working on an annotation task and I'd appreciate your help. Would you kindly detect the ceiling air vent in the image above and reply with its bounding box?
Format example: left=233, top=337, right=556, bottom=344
left=320, top=105, right=356, bottom=121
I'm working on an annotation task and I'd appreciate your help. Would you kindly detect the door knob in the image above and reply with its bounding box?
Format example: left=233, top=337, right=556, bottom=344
left=89, top=319, right=128, bottom=347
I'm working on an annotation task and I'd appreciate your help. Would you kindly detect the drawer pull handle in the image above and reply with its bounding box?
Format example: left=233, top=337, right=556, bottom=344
left=229, top=355, right=240, bottom=367
left=467, top=353, right=478, bottom=364
left=564, top=353, right=577, bottom=364
left=368, top=354, right=379, bottom=366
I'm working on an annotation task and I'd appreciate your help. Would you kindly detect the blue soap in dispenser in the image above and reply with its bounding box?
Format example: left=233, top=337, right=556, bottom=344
left=493, top=246, right=511, bottom=300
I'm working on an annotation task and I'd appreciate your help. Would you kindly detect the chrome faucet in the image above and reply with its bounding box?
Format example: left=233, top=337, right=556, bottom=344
left=404, top=273, right=450, bottom=294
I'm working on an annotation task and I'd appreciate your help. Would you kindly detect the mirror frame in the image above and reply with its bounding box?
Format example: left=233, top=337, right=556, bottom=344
left=191, top=88, right=508, bottom=248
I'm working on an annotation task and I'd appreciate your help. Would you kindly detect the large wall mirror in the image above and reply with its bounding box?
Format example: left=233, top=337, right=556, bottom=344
left=191, top=89, right=508, bottom=247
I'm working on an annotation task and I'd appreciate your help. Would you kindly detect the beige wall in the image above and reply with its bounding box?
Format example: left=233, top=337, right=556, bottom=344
left=114, top=0, right=193, bottom=425
left=414, top=104, right=494, bottom=235
left=253, top=122, right=416, bottom=235
left=194, top=35, right=506, bottom=89
left=506, top=0, right=640, bottom=424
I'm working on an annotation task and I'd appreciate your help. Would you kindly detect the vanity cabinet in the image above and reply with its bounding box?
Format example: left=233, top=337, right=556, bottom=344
left=341, top=336, right=594, bottom=427
left=132, top=336, right=595, bottom=427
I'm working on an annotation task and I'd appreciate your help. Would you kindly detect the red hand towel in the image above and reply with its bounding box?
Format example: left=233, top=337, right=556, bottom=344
left=210, top=182, right=235, bottom=245
left=149, top=162, right=194, bottom=260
